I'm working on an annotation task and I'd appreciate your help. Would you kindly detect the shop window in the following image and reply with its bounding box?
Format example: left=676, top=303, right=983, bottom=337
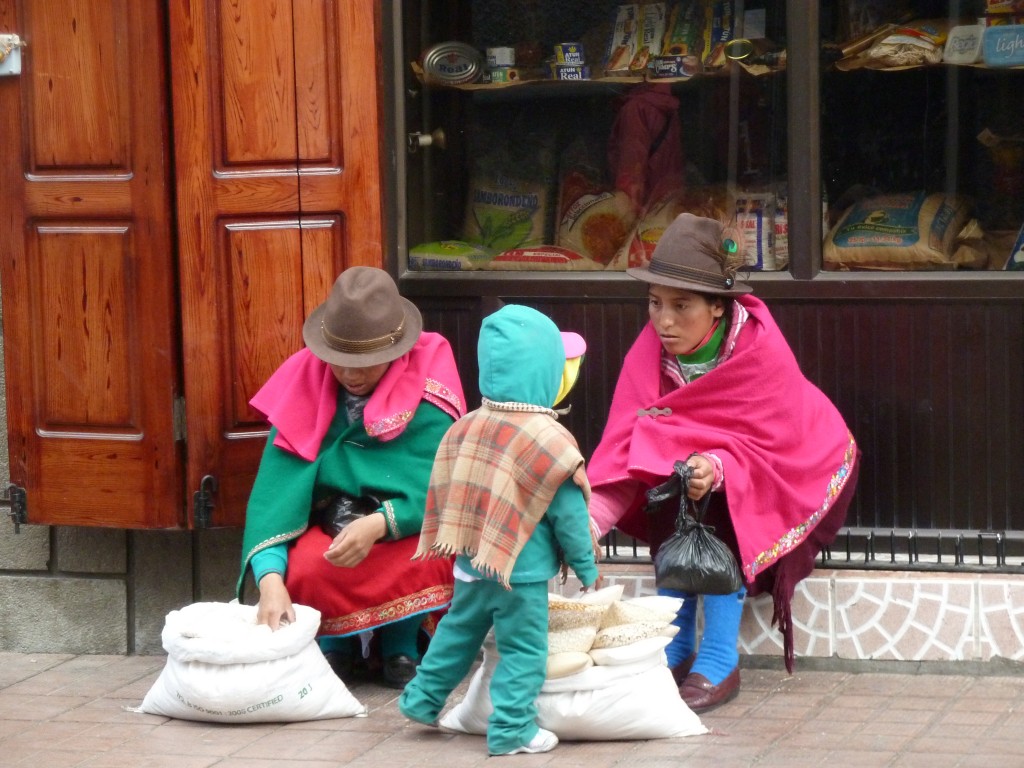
left=401, top=0, right=1024, bottom=276
left=820, top=0, right=1024, bottom=272
left=402, top=0, right=792, bottom=274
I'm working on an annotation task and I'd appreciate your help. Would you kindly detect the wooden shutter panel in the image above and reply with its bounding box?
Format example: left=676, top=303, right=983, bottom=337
left=0, top=0, right=183, bottom=527
left=169, top=0, right=385, bottom=527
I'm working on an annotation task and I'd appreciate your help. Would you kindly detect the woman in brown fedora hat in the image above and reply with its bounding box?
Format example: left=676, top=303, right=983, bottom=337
left=587, top=213, right=860, bottom=713
left=237, top=266, right=466, bottom=689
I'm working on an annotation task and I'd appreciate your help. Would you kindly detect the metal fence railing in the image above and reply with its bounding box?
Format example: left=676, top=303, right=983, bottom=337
left=600, top=527, right=1024, bottom=575
left=819, top=528, right=1024, bottom=574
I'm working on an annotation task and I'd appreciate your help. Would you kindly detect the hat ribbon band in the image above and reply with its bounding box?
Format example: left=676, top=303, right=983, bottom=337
left=321, top=316, right=406, bottom=354
left=647, top=257, right=734, bottom=289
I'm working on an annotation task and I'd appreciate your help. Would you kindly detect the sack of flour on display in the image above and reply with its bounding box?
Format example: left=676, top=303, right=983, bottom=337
left=130, top=601, right=366, bottom=723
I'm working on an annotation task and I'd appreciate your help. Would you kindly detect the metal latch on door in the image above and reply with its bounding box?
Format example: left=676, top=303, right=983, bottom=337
left=1, top=483, right=27, bottom=533
left=0, top=34, right=25, bottom=76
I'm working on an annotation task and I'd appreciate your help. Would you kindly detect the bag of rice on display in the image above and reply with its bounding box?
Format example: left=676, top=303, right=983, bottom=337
left=824, top=191, right=975, bottom=270
left=1006, top=222, right=1024, bottom=270
left=865, top=19, right=949, bottom=68
left=486, top=246, right=606, bottom=271
left=461, top=123, right=557, bottom=254
left=837, top=19, right=949, bottom=70
left=612, top=186, right=768, bottom=269
left=408, top=240, right=493, bottom=271
left=555, top=136, right=637, bottom=268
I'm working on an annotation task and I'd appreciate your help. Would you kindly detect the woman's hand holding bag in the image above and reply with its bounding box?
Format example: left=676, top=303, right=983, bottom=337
left=313, top=492, right=382, bottom=538
left=311, top=492, right=387, bottom=567
left=646, top=459, right=743, bottom=595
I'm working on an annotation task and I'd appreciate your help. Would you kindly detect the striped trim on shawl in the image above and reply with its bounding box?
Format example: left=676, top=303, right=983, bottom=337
left=415, top=401, right=588, bottom=588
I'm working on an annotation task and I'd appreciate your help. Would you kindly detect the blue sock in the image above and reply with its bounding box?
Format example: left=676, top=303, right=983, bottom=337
left=659, top=588, right=697, bottom=666
left=692, top=588, right=745, bottom=685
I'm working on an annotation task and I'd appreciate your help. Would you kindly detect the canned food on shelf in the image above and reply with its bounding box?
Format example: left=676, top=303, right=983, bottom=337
left=554, top=42, right=586, bottom=65
left=483, top=67, right=522, bottom=83
left=552, top=63, right=590, bottom=80
left=421, top=41, right=483, bottom=85
left=486, top=46, right=516, bottom=68
left=650, top=54, right=699, bottom=77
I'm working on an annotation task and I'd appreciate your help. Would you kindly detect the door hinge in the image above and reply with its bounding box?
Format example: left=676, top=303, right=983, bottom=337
left=173, top=396, right=187, bottom=442
left=1, top=483, right=27, bottom=533
left=193, top=474, right=218, bottom=529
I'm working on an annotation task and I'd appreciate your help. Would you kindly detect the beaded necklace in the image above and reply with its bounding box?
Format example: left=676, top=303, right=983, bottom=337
left=481, top=397, right=559, bottom=419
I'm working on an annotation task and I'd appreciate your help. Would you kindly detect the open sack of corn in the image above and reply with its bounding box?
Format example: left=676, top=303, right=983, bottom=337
left=438, top=585, right=708, bottom=741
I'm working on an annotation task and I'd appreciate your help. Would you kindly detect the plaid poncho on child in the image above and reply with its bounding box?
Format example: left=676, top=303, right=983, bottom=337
left=415, top=399, right=589, bottom=588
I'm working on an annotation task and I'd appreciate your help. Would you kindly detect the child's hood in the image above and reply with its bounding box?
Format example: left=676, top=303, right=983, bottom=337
left=477, top=305, right=564, bottom=407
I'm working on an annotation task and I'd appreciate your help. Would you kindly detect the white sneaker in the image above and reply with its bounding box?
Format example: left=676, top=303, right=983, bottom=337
left=496, top=727, right=559, bottom=756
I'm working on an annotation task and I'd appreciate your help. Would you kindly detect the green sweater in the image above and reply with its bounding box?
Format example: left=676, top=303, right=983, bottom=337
left=237, top=393, right=454, bottom=598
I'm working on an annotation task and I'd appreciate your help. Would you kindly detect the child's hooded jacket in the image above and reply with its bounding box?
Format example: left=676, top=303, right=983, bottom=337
left=415, top=305, right=598, bottom=589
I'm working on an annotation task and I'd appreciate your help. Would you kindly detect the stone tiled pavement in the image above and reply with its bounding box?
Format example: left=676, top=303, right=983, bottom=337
left=1, top=651, right=1022, bottom=767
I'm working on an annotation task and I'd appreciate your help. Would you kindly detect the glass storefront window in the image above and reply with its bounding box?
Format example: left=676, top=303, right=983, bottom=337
left=400, top=1, right=791, bottom=273
left=398, top=0, right=1024, bottom=277
left=820, top=0, right=1024, bottom=272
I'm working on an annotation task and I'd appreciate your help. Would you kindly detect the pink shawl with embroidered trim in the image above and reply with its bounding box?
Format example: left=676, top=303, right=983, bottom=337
left=588, top=295, right=857, bottom=582
left=250, top=332, right=466, bottom=461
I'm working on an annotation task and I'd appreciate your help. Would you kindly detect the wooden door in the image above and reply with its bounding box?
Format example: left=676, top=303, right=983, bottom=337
left=169, top=0, right=386, bottom=527
left=0, top=0, right=184, bottom=527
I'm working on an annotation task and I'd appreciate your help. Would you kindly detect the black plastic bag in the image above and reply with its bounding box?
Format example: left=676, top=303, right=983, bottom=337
left=311, top=492, right=382, bottom=539
left=646, top=459, right=743, bottom=595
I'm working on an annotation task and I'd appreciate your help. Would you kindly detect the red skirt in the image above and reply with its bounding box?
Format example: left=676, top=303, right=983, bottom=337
left=285, top=527, right=454, bottom=637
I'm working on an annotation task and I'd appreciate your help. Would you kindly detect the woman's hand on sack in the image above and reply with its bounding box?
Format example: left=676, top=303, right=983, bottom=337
left=323, top=512, right=387, bottom=567
left=256, top=573, right=296, bottom=630
left=685, top=454, right=715, bottom=500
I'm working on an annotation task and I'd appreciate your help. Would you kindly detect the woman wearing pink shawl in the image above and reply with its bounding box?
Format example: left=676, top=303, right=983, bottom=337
left=588, top=214, right=859, bottom=713
left=238, top=267, right=465, bottom=690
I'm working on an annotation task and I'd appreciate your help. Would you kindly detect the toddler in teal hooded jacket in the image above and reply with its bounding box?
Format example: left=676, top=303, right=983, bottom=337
left=399, top=304, right=598, bottom=756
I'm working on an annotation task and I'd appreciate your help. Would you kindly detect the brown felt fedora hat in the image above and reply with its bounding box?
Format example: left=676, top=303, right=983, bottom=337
left=627, top=213, right=752, bottom=296
left=302, top=267, right=422, bottom=367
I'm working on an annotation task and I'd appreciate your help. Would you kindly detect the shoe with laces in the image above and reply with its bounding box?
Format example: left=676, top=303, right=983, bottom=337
left=494, top=727, right=559, bottom=756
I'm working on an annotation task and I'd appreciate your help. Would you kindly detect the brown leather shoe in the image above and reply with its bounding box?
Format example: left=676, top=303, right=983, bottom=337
left=669, top=652, right=696, bottom=686
left=679, top=667, right=740, bottom=712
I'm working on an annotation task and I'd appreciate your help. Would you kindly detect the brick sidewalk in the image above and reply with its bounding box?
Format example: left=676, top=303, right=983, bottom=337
left=1, top=652, right=1021, bottom=767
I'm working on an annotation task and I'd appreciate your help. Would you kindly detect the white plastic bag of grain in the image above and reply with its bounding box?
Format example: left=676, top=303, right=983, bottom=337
left=132, top=601, right=366, bottom=723
left=439, top=631, right=706, bottom=740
